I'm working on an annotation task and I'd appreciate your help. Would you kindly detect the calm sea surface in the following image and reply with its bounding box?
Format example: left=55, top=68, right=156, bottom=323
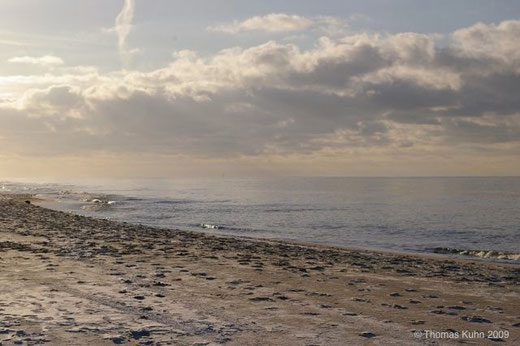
left=2, top=177, right=519, bottom=256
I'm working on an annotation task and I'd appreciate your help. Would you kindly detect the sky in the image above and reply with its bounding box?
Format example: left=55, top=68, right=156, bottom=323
left=1, top=0, right=520, bottom=178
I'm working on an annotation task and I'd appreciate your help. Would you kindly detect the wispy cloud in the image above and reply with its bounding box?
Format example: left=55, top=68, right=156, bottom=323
left=8, top=55, right=64, bottom=66
left=209, top=13, right=315, bottom=33
left=114, top=0, right=137, bottom=66
left=0, top=38, right=25, bottom=47
left=208, top=13, right=353, bottom=37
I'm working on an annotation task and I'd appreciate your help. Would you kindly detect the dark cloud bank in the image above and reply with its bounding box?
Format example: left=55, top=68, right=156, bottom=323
left=1, top=20, right=519, bottom=162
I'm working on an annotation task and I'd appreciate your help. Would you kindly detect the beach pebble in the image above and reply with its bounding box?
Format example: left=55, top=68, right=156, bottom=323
left=343, top=312, right=358, bottom=316
left=130, top=329, right=150, bottom=339
left=359, top=331, right=376, bottom=338
left=461, top=316, right=492, bottom=323
left=249, top=297, right=273, bottom=302
left=111, top=336, right=125, bottom=344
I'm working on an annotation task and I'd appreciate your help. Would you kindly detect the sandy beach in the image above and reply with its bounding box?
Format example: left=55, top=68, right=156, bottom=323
left=0, top=194, right=518, bottom=345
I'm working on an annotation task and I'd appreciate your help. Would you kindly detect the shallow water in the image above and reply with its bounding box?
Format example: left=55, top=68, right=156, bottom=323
left=2, top=177, right=519, bottom=256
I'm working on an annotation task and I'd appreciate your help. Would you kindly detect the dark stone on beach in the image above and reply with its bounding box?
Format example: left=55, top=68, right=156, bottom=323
left=24, top=200, right=31, bottom=204
left=343, top=312, right=358, bottom=316
left=512, top=322, right=520, bottom=327
left=111, top=337, right=124, bottom=344
left=489, top=338, right=505, bottom=342
left=249, top=297, right=273, bottom=302
left=228, top=280, right=245, bottom=285
left=392, top=304, right=408, bottom=310
left=409, top=299, right=421, bottom=304
left=133, top=295, right=145, bottom=300
left=448, top=305, right=466, bottom=310
left=109, top=271, right=125, bottom=276
left=130, top=329, right=150, bottom=339
left=310, top=266, right=325, bottom=271
left=359, top=331, right=376, bottom=338
left=389, top=292, right=401, bottom=297
left=461, top=316, right=492, bottom=323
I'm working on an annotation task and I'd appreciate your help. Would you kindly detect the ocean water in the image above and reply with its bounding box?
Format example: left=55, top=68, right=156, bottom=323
left=1, top=177, right=519, bottom=258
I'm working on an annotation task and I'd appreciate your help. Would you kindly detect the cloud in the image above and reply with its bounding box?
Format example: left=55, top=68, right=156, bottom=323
left=452, top=20, right=520, bottom=66
left=208, top=13, right=348, bottom=35
left=8, top=55, right=64, bottom=66
left=113, top=0, right=137, bottom=65
left=209, top=13, right=313, bottom=33
left=0, top=19, right=519, bottom=174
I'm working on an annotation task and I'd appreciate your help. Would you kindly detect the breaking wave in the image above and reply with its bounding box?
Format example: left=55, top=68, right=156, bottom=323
left=433, top=247, right=520, bottom=261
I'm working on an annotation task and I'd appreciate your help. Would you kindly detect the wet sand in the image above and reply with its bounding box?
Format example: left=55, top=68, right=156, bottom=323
left=0, top=194, right=519, bottom=345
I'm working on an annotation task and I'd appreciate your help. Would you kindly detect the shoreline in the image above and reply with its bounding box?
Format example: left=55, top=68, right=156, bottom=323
left=1, top=194, right=519, bottom=344
left=33, top=194, right=520, bottom=266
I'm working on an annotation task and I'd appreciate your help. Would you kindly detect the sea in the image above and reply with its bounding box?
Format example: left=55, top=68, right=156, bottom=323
left=1, top=177, right=519, bottom=261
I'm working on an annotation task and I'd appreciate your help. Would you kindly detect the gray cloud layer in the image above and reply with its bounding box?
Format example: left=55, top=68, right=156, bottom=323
left=1, top=20, right=519, bottom=164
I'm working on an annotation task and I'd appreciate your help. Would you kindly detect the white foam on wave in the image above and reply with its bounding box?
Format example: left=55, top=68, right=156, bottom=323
left=434, top=247, right=520, bottom=261
left=200, top=223, right=220, bottom=229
